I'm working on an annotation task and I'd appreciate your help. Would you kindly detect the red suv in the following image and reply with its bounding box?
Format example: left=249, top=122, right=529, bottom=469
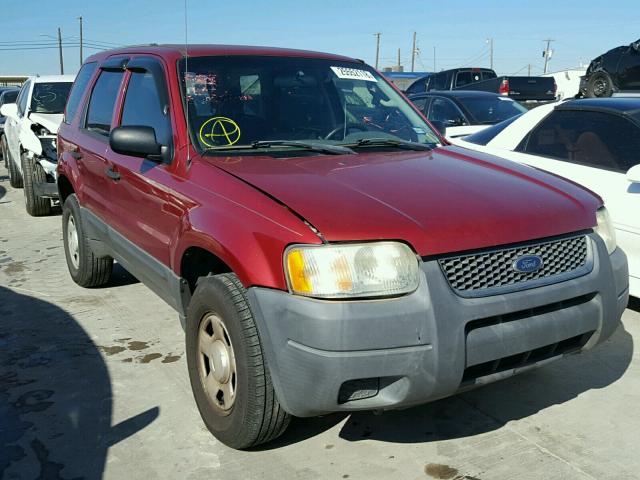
left=57, top=45, right=629, bottom=449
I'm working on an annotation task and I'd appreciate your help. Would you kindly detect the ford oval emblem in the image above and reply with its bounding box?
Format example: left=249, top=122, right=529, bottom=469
left=513, top=255, right=544, bottom=273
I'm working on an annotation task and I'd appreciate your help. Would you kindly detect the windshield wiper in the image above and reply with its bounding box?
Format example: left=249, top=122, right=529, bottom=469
left=251, top=140, right=355, bottom=155
left=203, top=140, right=354, bottom=155
left=344, top=138, right=435, bottom=151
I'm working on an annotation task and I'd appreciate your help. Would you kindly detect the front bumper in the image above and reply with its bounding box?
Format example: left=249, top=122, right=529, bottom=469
left=247, top=233, right=628, bottom=417
left=34, top=157, right=59, bottom=199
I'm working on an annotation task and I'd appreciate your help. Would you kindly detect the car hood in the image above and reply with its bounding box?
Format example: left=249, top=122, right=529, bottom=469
left=29, top=113, right=63, bottom=134
left=207, top=146, right=601, bottom=256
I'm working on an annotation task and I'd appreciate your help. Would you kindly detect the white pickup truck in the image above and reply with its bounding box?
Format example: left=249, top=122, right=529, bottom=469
left=0, top=75, right=75, bottom=216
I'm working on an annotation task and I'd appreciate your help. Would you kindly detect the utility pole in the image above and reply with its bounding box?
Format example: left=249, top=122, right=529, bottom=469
left=433, top=46, right=436, bottom=71
left=486, top=38, right=494, bottom=70
left=57, top=27, right=64, bottom=74
left=543, top=38, right=554, bottom=74
left=78, top=16, right=83, bottom=65
left=411, top=31, right=417, bottom=72
left=528, top=64, right=531, bottom=76
left=374, top=33, right=381, bottom=69
left=397, top=48, right=401, bottom=69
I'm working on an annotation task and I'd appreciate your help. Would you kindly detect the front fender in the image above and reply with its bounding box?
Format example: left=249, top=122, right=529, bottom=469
left=18, top=123, right=43, bottom=156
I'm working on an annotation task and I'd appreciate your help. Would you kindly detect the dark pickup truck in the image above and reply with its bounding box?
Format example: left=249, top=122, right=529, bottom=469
left=406, top=67, right=557, bottom=103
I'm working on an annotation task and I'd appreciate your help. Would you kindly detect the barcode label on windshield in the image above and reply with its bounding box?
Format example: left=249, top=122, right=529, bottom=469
left=330, top=66, right=377, bottom=82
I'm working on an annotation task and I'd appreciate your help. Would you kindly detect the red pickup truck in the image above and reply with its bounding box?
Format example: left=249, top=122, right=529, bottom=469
left=57, top=45, right=628, bottom=449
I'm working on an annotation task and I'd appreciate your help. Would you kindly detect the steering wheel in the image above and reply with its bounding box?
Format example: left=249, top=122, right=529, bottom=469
left=324, top=123, right=369, bottom=140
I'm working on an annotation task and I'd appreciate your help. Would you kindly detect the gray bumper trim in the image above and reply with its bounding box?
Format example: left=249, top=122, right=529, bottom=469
left=247, top=234, right=628, bottom=417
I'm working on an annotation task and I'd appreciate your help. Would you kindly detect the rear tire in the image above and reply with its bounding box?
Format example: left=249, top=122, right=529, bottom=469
left=21, top=153, right=52, bottom=216
left=1, top=135, right=8, bottom=169
left=186, top=273, right=291, bottom=449
left=8, top=149, right=23, bottom=188
left=586, top=72, right=613, bottom=98
left=62, top=194, right=113, bottom=287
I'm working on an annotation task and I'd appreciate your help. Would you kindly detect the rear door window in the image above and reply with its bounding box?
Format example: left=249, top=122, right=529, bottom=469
left=84, top=70, right=124, bottom=137
left=518, top=110, right=640, bottom=172
left=65, top=62, right=98, bottom=124
left=455, top=71, right=474, bottom=88
left=431, top=73, right=447, bottom=90
left=411, top=97, right=428, bottom=113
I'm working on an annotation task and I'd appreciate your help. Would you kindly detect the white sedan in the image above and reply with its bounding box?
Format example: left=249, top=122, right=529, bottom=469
left=451, top=98, right=640, bottom=298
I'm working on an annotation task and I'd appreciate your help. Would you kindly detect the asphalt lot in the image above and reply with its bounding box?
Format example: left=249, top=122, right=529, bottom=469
left=1, top=171, right=639, bottom=480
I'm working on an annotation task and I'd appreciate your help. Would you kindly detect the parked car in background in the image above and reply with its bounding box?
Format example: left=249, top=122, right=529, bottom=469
left=408, top=90, right=527, bottom=138
left=0, top=87, right=20, bottom=167
left=542, top=69, right=586, bottom=100
left=580, top=39, right=640, bottom=97
left=57, top=45, right=627, bottom=449
left=451, top=98, right=640, bottom=297
left=0, top=75, right=75, bottom=215
left=405, top=67, right=557, bottom=104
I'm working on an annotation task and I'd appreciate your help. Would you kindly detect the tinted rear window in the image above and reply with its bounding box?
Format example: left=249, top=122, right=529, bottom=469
left=1, top=90, right=18, bottom=105
left=464, top=114, right=521, bottom=145
left=458, top=96, right=527, bottom=124
left=65, top=62, right=98, bottom=124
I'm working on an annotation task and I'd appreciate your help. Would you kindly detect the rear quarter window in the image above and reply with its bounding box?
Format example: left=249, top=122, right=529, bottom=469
left=65, top=62, right=98, bottom=124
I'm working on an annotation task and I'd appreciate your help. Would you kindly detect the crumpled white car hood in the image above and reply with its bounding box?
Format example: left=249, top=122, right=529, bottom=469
left=29, top=113, right=64, bottom=134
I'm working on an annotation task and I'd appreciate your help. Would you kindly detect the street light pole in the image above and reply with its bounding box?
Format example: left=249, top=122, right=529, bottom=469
left=57, top=27, right=64, bottom=74
left=374, top=32, right=381, bottom=69
left=411, top=31, right=416, bottom=72
left=79, top=16, right=83, bottom=65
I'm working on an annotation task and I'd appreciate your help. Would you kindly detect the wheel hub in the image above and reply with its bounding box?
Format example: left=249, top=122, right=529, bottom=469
left=197, top=314, right=237, bottom=412
left=67, top=215, right=80, bottom=269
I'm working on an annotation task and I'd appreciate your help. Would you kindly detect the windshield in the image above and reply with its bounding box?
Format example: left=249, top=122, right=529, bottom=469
left=179, top=56, right=440, bottom=154
left=458, top=96, right=527, bottom=124
left=31, top=82, right=73, bottom=114
left=464, top=114, right=522, bottom=145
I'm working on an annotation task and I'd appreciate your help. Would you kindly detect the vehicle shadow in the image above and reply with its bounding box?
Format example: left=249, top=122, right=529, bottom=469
left=266, top=324, right=633, bottom=448
left=0, top=286, right=158, bottom=479
left=105, top=262, right=140, bottom=288
left=628, top=296, right=640, bottom=312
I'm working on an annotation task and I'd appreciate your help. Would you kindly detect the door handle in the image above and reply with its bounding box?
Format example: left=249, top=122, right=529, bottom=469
left=105, top=166, right=121, bottom=181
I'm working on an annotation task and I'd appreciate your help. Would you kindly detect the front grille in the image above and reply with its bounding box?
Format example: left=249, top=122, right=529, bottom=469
left=439, top=235, right=589, bottom=295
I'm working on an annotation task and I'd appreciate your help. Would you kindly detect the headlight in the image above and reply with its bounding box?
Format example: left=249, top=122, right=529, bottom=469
left=285, top=242, right=420, bottom=298
left=594, top=207, right=616, bottom=254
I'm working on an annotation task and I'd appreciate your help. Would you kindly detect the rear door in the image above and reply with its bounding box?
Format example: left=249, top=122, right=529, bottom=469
left=5, top=80, right=30, bottom=161
left=76, top=60, right=126, bottom=220
left=617, top=44, right=640, bottom=90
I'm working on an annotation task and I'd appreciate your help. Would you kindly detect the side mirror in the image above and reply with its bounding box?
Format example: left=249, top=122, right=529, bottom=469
left=631, top=41, right=640, bottom=52
left=0, top=103, right=17, bottom=118
left=110, top=126, right=169, bottom=163
left=429, top=120, right=446, bottom=136
left=627, top=164, right=640, bottom=183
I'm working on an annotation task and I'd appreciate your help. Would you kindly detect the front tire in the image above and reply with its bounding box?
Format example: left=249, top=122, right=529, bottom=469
left=62, top=194, right=113, bottom=287
left=586, top=72, right=613, bottom=97
left=186, top=273, right=290, bottom=449
left=7, top=149, right=23, bottom=188
left=21, top=153, right=52, bottom=216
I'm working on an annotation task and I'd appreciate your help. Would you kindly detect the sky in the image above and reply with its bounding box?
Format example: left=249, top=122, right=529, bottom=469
left=1, top=0, right=639, bottom=77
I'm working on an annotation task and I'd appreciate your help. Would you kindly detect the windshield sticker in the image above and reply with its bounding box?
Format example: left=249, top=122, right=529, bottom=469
left=330, top=66, right=377, bottom=83
left=199, top=117, right=241, bottom=147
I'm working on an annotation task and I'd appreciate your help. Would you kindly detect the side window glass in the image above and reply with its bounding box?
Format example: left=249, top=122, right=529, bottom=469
left=429, top=97, right=463, bottom=124
left=411, top=97, right=427, bottom=112
left=455, top=71, right=473, bottom=88
left=17, top=81, right=30, bottom=116
left=432, top=74, right=447, bottom=90
left=520, top=110, right=640, bottom=172
left=84, top=70, right=124, bottom=137
left=121, top=71, right=171, bottom=146
left=65, top=62, right=98, bottom=124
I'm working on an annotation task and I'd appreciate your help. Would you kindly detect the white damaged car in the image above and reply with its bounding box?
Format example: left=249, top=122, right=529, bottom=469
left=0, top=75, right=74, bottom=216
